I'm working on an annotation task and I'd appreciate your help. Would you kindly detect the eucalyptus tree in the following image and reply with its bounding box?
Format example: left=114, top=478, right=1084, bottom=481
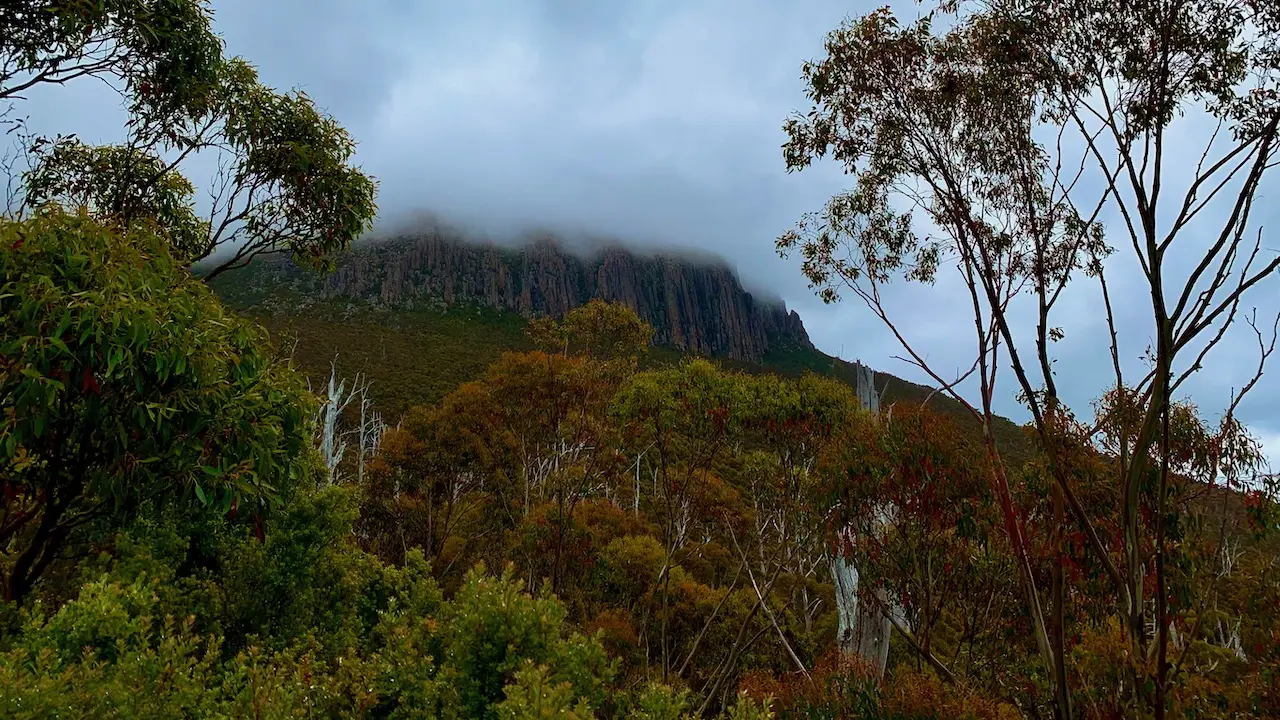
left=612, top=359, right=748, bottom=687
left=2, top=0, right=377, bottom=279
left=780, top=1, right=1280, bottom=716
left=0, top=209, right=314, bottom=604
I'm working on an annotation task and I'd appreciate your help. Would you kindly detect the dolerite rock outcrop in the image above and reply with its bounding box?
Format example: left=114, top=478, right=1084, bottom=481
left=247, top=231, right=814, bottom=363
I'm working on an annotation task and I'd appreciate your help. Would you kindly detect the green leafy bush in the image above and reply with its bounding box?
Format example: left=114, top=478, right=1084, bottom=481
left=0, top=575, right=217, bottom=719
left=441, top=563, right=616, bottom=719
left=0, top=209, right=313, bottom=604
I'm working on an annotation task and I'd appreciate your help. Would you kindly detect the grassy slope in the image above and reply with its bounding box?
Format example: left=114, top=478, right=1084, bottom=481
left=242, top=301, right=532, bottom=421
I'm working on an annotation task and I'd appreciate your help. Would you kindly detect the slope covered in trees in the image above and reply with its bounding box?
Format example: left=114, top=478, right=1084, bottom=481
left=2, top=1, right=1280, bottom=719
left=209, top=245, right=1033, bottom=464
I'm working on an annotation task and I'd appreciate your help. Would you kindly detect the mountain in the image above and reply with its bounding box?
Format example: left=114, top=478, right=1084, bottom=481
left=219, top=229, right=812, bottom=363
left=211, top=227, right=1032, bottom=465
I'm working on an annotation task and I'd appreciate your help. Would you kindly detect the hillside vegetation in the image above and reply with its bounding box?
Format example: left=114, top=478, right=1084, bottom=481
left=211, top=257, right=1032, bottom=465
left=3, top=1, right=1280, bottom=719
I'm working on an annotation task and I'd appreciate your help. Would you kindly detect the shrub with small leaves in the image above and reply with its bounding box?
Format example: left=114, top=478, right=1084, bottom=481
left=496, top=662, right=595, bottom=719
left=625, top=683, right=696, bottom=720
left=442, top=563, right=616, bottom=719
left=0, top=575, right=218, bottom=719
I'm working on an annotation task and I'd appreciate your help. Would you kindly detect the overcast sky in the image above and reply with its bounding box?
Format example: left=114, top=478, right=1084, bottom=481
left=15, top=0, right=1280, bottom=467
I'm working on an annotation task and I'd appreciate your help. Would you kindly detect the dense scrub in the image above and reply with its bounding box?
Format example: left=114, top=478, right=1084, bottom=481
left=5, top=214, right=1277, bottom=716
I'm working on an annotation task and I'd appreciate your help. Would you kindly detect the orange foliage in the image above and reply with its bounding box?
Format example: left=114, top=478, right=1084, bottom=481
left=881, top=669, right=1021, bottom=720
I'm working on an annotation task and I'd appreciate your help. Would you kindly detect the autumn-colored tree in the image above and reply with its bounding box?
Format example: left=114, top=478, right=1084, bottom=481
left=361, top=304, right=651, bottom=596
left=358, top=382, right=503, bottom=573
left=735, top=374, right=862, bottom=672
left=612, top=359, right=751, bottom=691
left=530, top=298, right=654, bottom=363
left=821, top=404, right=1025, bottom=698
left=514, top=301, right=653, bottom=591
left=781, top=1, right=1280, bottom=716
left=1067, top=390, right=1278, bottom=717
left=483, top=351, right=627, bottom=591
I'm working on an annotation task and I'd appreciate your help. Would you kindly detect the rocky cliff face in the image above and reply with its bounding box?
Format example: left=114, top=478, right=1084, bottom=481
left=246, top=231, right=814, bottom=362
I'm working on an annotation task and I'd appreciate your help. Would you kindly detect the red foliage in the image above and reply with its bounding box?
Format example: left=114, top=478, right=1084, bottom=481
left=739, top=649, right=879, bottom=718
left=80, top=364, right=100, bottom=394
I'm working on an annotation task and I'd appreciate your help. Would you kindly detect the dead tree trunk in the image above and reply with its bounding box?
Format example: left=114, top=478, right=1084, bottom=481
left=832, top=361, right=892, bottom=677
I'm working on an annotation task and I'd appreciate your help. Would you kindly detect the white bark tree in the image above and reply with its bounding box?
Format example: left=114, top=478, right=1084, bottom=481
left=313, top=357, right=385, bottom=487
left=830, top=361, right=894, bottom=677
left=315, top=360, right=352, bottom=486
left=355, top=373, right=386, bottom=484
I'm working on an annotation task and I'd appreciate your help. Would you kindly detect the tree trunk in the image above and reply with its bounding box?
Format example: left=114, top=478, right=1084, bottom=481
left=832, top=362, right=893, bottom=679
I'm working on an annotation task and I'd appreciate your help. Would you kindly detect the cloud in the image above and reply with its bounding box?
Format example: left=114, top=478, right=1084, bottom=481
left=12, top=0, right=1280, bottom=460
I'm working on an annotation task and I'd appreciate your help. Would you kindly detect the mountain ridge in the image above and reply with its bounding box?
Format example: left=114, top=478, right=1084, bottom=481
left=226, top=230, right=813, bottom=363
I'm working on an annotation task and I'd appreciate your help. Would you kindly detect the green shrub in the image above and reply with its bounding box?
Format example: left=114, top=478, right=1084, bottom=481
left=0, top=209, right=313, bottom=604
left=442, top=563, right=616, bottom=719
left=0, top=575, right=217, bottom=719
